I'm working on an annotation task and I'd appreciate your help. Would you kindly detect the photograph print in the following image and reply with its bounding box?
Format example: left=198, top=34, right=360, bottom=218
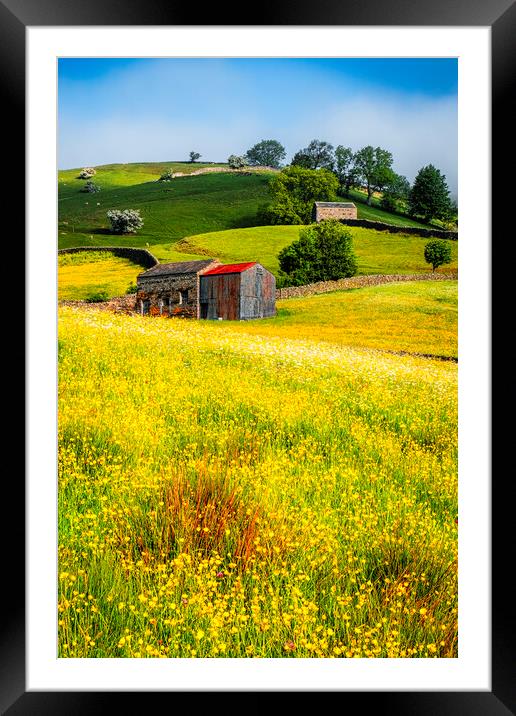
left=57, top=56, right=458, bottom=659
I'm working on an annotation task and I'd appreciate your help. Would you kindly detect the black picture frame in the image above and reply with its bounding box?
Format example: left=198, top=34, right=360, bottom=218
left=4, top=0, right=511, bottom=711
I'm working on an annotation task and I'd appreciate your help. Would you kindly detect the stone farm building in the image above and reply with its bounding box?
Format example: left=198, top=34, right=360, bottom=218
left=313, top=201, right=357, bottom=222
left=136, top=259, right=276, bottom=320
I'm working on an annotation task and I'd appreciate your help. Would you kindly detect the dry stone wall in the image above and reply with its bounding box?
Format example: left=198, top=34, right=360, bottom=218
left=339, top=219, right=458, bottom=241
left=58, top=246, right=159, bottom=268
left=276, top=271, right=458, bottom=299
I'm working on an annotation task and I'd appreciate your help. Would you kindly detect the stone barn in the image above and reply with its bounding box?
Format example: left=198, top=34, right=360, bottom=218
left=136, top=260, right=276, bottom=320
left=199, top=262, right=276, bottom=320
left=313, top=201, right=357, bottom=222
left=136, top=259, right=220, bottom=318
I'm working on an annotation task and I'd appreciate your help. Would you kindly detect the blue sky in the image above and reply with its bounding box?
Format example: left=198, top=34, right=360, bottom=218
left=58, top=57, right=458, bottom=196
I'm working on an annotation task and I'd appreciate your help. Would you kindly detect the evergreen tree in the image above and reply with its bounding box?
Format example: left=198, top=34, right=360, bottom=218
left=409, top=164, right=453, bottom=223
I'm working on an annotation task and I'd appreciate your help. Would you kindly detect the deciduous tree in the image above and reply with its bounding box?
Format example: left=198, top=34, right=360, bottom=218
left=106, top=209, right=144, bottom=234
left=334, top=146, right=359, bottom=196
left=424, top=239, right=452, bottom=271
left=261, top=166, right=339, bottom=225
left=291, top=139, right=335, bottom=171
left=278, top=219, right=357, bottom=286
left=353, top=146, right=394, bottom=205
left=245, top=139, right=286, bottom=168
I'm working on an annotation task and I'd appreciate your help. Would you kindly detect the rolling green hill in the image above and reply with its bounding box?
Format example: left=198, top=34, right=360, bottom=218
left=58, top=162, right=434, bottom=253
left=58, top=170, right=272, bottom=250
left=176, top=225, right=458, bottom=277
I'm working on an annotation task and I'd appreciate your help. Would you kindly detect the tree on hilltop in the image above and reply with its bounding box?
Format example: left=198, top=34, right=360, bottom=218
left=245, top=139, right=286, bottom=168
left=227, top=154, right=248, bottom=170
left=291, top=139, right=335, bottom=171
left=189, top=151, right=201, bottom=163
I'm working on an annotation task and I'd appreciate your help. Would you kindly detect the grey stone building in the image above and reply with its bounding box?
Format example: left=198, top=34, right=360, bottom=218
left=136, top=259, right=276, bottom=320
left=313, top=201, right=357, bottom=222
left=136, top=259, right=219, bottom=318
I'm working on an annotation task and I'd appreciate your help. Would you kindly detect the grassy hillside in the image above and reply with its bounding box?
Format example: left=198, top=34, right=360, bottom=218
left=58, top=162, right=434, bottom=253
left=59, top=225, right=458, bottom=301
left=58, top=306, right=458, bottom=658
left=218, top=281, right=458, bottom=359
left=58, top=171, right=273, bottom=250
left=176, top=225, right=458, bottom=277
left=347, top=188, right=457, bottom=231
left=58, top=161, right=230, bottom=187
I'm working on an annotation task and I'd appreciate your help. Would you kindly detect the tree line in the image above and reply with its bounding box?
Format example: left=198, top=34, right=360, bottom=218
left=224, top=138, right=456, bottom=227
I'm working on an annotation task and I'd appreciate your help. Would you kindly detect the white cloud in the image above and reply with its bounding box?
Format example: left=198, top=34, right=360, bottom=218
left=285, top=94, right=458, bottom=198
left=59, top=60, right=457, bottom=198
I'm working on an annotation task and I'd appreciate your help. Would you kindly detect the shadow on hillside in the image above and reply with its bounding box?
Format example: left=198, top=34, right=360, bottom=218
left=228, top=213, right=263, bottom=229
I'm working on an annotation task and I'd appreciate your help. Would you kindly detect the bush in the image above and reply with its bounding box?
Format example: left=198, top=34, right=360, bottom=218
left=78, top=167, right=96, bottom=179
left=85, top=290, right=109, bottom=303
left=278, top=219, right=357, bottom=286
left=126, top=282, right=138, bottom=294
left=159, top=169, right=175, bottom=181
left=80, top=180, right=100, bottom=194
left=227, top=155, right=247, bottom=170
left=424, top=239, right=452, bottom=271
left=106, top=209, right=144, bottom=234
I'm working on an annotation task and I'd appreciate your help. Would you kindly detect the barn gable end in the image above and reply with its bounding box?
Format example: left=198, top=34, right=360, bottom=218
left=200, top=262, right=276, bottom=320
left=313, top=201, right=357, bottom=222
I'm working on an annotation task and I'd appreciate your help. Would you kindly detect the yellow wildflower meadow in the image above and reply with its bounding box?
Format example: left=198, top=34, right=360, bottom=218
left=58, top=306, right=458, bottom=658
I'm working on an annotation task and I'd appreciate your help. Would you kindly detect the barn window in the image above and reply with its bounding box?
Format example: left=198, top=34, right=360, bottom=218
left=140, top=300, right=150, bottom=315
left=179, top=289, right=189, bottom=305
left=256, top=266, right=263, bottom=275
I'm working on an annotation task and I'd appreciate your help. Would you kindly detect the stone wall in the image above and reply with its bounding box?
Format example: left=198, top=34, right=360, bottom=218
left=339, top=218, right=458, bottom=241
left=316, top=205, right=357, bottom=221
left=165, top=165, right=279, bottom=179
left=136, top=273, right=201, bottom=318
left=276, top=271, right=458, bottom=299
left=58, top=246, right=159, bottom=268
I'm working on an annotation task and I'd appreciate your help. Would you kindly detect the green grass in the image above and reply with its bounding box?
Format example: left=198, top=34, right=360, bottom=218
left=58, top=163, right=442, bottom=254
left=58, top=224, right=457, bottom=301
left=58, top=170, right=274, bottom=250
left=347, top=188, right=454, bottom=230
left=176, top=225, right=458, bottom=276
left=208, top=280, right=458, bottom=360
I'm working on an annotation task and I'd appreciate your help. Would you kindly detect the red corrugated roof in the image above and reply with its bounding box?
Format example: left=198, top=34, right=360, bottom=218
left=202, top=262, right=256, bottom=275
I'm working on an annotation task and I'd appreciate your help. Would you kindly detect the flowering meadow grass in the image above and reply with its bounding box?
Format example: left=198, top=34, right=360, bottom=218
left=216, top=281, right=458, bottom=360
left=58, top=307, right=457, bottom=658
left=58, top=251, right=140, bottom=301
